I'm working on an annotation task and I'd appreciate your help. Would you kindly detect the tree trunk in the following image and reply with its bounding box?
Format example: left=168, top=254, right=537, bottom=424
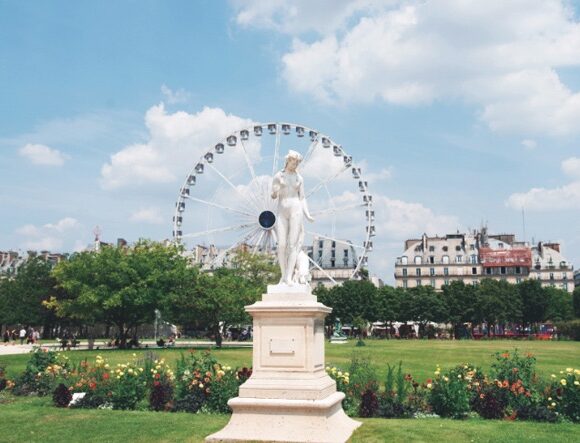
left=118, top=323, right=128, bottom=349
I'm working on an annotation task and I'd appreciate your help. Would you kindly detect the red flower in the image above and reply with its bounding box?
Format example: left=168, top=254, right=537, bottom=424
left=154, top=381, right=160, bottom=387
left=501, top=352, right=510, bottom=359
left=103, top=373, right=110, bottom=380
left=154, top=373, right=160, bottom=379
left=89, top=382, right=97, bottom=390
left=426, top=378, right=432, bottom=384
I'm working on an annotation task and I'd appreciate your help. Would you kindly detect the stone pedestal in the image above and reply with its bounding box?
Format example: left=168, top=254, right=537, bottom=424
left=206, top=284, right=361, bottom=443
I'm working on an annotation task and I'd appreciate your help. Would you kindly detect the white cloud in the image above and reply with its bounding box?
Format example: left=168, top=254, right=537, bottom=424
left=19, top=143, right=69, bottom=166
left=375, top=195, right=460, bottom=239
left=243, top=0, right=580, bottom=136
left=15, top=217, right=82, bottom=252
left=100, top=104, right=253, bottom=189
left=130, top=207, right=165, bottom=224
left=521, top=139, right=537, bottom=150
left=562, top=157, right=580, bottom=178
left=506, top=157, right=580, bottom=210
left=43, top=217, right=79, bottom=232
left=161, top=84, right=190, bottom=104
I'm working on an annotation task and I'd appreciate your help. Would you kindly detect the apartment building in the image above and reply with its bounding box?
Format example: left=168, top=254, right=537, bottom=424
left=394, top=228, right=574, bottom=293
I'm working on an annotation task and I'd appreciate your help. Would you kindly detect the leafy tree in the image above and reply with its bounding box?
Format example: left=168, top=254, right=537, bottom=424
left=0, top=258, right=58, bottom=333
left=573, top=286, right=580, bottom=318
left=174, top=268, right=260, bottom=347
left=545, top=287, right=574, bottom=322
left=476, top=279, right=522, bottom=336
left=441, top=281, right=476, bottom=339
left=229, top=250, right=280, bottom=289
left=49, top=240, right=190, bottom=348
left=377, top=286, right=401, bottom=338
left=405, top=285, right=447, bottom=337
left=518, top=279, right=548, bottom=329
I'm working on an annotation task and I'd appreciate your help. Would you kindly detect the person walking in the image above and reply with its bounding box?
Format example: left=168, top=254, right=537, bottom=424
left=2, top=330, right=9, bottom=344
left=19, top=327, right=27, bottom=345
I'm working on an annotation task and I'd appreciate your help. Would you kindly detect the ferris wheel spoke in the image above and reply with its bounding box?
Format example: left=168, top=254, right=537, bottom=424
left=311, top=202, right=366, bottom=217
left=272, top=126, right=281, bottom=176
left=238, top=138, right=265, bottom=208
left=205, top=226, right=261, bottom=268
left=206, top=163, right=261, bottom=212
left=185, top=195, right=256, bottom=219
left=301, top=139, right=320, bottom=167
left=182, top=222, right=257, bottom=239
left=252, top=230, right=266, bottom=254
left=306, top=255, right=337, bottom=285
left=305, top=165, right=350, bottom=199
left=306, top=231, right=366, bottom=250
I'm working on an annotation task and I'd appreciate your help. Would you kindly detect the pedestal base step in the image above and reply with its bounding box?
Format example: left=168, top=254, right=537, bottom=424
left=205, top=392, right=361, bottom=443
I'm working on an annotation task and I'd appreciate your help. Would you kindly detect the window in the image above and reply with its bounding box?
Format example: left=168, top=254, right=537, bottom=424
left=563, top=283, right=568, bottom=291
left=442, top=246, right=448, bottom=252
left=500, top=267, right=506, bottom=275
left=470, top=244, right=475, bottom=250
left=444, top=279, right=450, bottom=286
left=442, top=255, right=449, bottom=264
left=331, top=250, right=335, bottom=258
left=416, top=268, right=421, bottom=276
left=470, top=255, right=477, bottom=264
left=430, top=268, right=435, bottom=276
left=515, top=266, right=521, bottom=274
left=330, top=259, right=335, bottom=268
left=318, top=250, right=322, bottom=258
left=318, top=240, right=323, bottom=249
left=516, top=278, right=522, bottom=284
left=486, top=268, right=492, bottom=275
left=430, top=279, right=436, bottom=288
left=403, top=268, right=407, bottom=277
left=416, top=279, right=422, bottom=286
left=455, top=245, right=461, bottom=251
left=331, top=241, right=336, bottom=248
left=550, top=273, right=554, bottom=280
left=444, top=267, right=449, bottom=276
left=429, top=256, right=435, bottom=264
left=343, top=258, right=348, bottom=267
left=343, top=249, right=348, bottom=258
left=563, top=273, right=567, bottom=280
left=414, top=256, right=422, bottom=265
left=498, top=242, right=504, bottom=249
left=455, top=255, right=463, bottom=263
left=472, top=280, right=478, bottom=286
left=429, top=246, right=435, bottom=252
left=401, top=256, right=408, bottom=265
left=472, top=267, right=477, bottom=275
left=403, top=280, right=408, bottom=289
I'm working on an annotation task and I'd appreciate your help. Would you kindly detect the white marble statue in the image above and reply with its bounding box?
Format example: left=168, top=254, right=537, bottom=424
left=271, top=150, right=314, bottom=286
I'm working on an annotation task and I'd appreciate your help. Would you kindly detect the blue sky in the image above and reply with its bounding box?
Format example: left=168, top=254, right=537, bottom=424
left=1, top=0, right=580, bottom=282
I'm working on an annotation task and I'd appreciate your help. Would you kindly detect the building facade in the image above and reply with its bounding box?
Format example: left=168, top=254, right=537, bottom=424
left=394, top=228, right=574, bottom=293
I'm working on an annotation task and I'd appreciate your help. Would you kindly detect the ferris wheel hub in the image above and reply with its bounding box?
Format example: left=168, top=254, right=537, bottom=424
left=258, top=210, right=276, bottom=230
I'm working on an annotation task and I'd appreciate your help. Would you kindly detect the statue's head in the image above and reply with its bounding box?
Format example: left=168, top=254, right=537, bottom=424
left=284, top=150, right=303, bottom=172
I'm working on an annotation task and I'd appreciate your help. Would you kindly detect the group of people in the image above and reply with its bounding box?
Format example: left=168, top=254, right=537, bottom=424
left=2, top=327, right=40, bottom=345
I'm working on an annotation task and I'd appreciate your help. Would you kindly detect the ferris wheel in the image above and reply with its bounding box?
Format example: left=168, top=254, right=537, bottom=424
left=172, top=122, right=374, bottom=284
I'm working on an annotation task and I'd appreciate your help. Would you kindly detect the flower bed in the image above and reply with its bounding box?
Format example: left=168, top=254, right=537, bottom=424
left=1, top=347, right=578, bottom=423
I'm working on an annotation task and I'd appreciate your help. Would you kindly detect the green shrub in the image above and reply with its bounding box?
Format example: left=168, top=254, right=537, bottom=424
left=546, top=368, right=580, bottom=422
left=206, top=370, right=239, bottom=413
left=429, top=365, right=472, bottom=419
left=555, top=320, right=580, bottom=341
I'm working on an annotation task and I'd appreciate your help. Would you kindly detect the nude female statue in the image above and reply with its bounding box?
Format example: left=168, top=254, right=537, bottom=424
left=271, top=150, right=314, bottom=285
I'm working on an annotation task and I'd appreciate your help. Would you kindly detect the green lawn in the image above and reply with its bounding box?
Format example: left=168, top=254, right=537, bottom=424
left=0, top=395, right=578, bottom=443
left=1, top=340, right=579, bottom=442
left=2, top=339, right=579, bottom=382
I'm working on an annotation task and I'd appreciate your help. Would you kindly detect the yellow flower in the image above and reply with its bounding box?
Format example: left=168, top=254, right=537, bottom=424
left=458, top=375, right=462, bottom=379
left=560, top=379, right=567, bottom=386
left=551, top=402, right=556, bottom=407
left=427, top=383, right=432, bottom=389
left=132, top=353, right=137, bottom=357
left=434, top=371, right=440, bottom=376
left=139, top=368, right=144, bottom=373
left=574, top=369, right=580, bottom=375
left=443, top=376, right=449, bottom=382
left=548, top=397, right=552, bottom=401
left=128, top=368, right=134, bottom=374
left=551, top=374, right=556, bottom=378
left=345, top=372, right=349, bottom=377
left=566, top=368, right=573, bottom=373
left=337, top=371, right=343, bottom=377
left=574, top=381, right=579, bottom=386
left=199, top=383, right=204, bottom=389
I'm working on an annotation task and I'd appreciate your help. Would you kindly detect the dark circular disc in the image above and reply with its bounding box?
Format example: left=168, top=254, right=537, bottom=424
left=258, top=210, right=276, bottom=229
